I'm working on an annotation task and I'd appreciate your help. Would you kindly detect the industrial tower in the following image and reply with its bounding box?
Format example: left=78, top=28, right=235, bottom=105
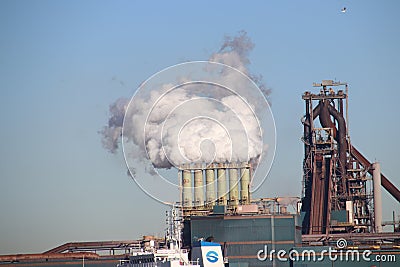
left=301, top=80, right=400, bottom=235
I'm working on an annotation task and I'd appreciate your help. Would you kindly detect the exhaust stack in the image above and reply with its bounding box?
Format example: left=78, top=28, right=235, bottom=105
left=217, top=163, right=227, bottom=206
left=194, top=165, right=204, bottom=207
left=182, top=165, right=192, bottom=208
left=179, top=162, right=252, bottom=210
left=205, top=167, right=215, bottom=206
left=229, top=163, right=239, bottom=208
left=373, top=162, right=383, bottom=233
left=240, top=162, right=250, bottom=204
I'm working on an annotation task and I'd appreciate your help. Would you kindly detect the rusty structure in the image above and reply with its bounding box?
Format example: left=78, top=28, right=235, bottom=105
left=301, top=80, right=400, bottom=235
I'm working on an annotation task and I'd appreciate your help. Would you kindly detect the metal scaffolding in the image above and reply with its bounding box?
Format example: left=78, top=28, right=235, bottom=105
left=301, top=80, right=378, bottom=235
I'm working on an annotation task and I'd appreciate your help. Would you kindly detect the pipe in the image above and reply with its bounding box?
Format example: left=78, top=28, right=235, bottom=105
left=326, top=102, right=347, bottom=174
left=205, top=167, right=215, bottom=206
left=304, top=99, right=311, bottom=158
left=44, top=240, right=143, bottom=254
left=240, top=163, right=250, bottom=204
left=381, top=175, right=400, bottom=202
left=303, top=101, right=322, bottom=144
left=318, top=100, right=347, bottom=192
left=373, top=162, right=383, bottom=233
left=229, top=163, right=239, bottom=208
left=0, top=253, right=99, bottom=262
left=217, top=163, right=227, bottom=205
left=312, top=102, right=322, bottom=123
left=319, top=100, right=347, bottom=168
left=194, top=165, right=204, bottom=207
left=346, top=201, right=353, bottom=224
left=319, top=100, right=337, bottom=136
left=182, top=166, right=192, bottom=208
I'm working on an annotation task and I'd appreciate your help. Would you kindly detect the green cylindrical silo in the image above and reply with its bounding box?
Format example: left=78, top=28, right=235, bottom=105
left=194, top=167, right=204, bottom=207
left=217, top=163, right=227, bottom=206
left=182, top=168, right=192, bottom=208
left=229, top=163, right=239, bottom=208
left=240, top=163, right=250, bottom=204
left=206, top=168, right=215, bottom=207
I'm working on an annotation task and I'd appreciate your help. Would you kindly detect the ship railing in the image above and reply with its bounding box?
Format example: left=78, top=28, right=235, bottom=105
left=184, top=260, right=200, bottom=267
left=117, top=259, right=130, bottom=267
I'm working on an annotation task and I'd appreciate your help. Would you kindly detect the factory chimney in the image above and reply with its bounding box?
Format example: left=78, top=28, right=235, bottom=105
left=240, top=162, right=250, bottom=204
left=194, top=164, right=204, bottom=207
left=182, top=165, right=192, bottom=208
left=217, top=163, right=227, bottom=206
left=373, top=162, right=383, bottom=233
left=205, top=167, right=216, bottom=207
left=180, top=162, right=252, bottom=209
left=229, top=163, right=239, bottom=208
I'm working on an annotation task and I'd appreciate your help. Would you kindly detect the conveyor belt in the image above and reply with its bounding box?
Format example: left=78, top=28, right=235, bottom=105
left=44, top=240, right=142, bottom=254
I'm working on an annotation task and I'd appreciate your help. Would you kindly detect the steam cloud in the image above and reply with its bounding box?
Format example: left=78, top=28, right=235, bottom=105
left=100, top=31, right=271, bottom=170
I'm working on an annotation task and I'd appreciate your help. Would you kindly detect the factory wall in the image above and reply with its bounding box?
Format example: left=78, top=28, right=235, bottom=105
left=186, top=214, right=301, bottom=267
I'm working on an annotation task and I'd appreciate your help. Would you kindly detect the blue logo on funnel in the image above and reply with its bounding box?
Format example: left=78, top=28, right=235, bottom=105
left=206, top=251, right=219, bottom=263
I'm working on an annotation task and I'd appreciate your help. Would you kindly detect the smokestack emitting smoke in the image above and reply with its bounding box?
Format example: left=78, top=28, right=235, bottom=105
left=100, top=31, right=272, bottom=173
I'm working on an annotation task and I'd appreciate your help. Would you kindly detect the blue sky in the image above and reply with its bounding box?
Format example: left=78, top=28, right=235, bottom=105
left=1, top=1, right=399, bottom=254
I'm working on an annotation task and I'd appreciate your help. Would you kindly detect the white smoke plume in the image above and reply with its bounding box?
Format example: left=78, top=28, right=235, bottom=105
left=100, top=31, right=271, bottom=171
left=99, top=97, right=128, bottom=153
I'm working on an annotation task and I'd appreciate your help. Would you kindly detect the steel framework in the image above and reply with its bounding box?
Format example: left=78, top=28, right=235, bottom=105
left=301, top=81, right=375, bottom=235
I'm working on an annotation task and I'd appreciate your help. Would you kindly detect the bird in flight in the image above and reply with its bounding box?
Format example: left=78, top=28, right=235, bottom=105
left=341, top=7, right=347, bottom=13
